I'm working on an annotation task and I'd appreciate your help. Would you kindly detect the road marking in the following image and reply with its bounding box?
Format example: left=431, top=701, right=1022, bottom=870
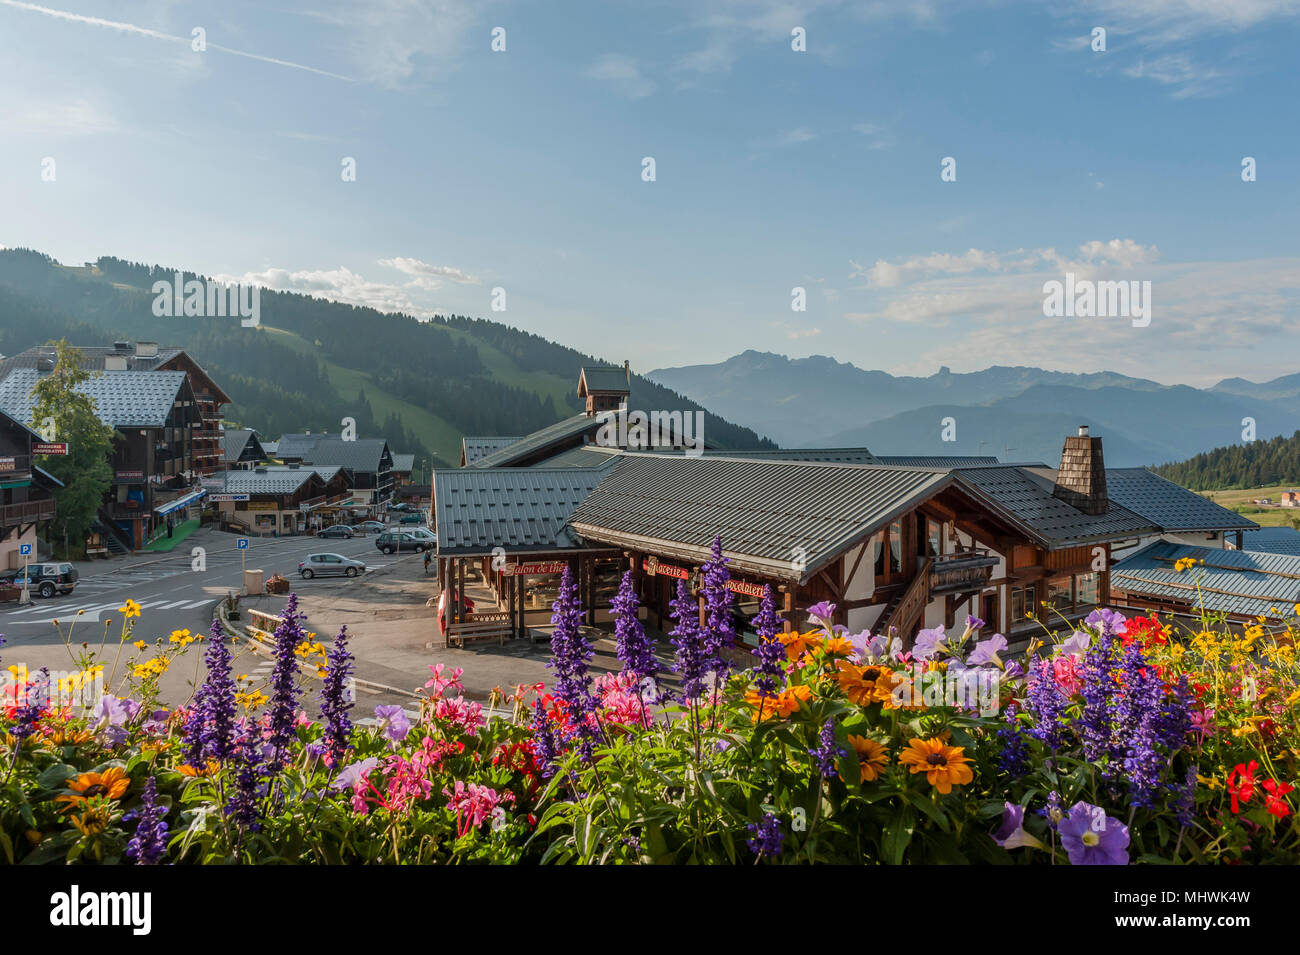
left=154, top=600, right=191, bottom=609
left=182, top=598, right=216, bottom=609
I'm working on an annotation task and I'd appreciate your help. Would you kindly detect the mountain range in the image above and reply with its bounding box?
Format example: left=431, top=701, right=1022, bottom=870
left=647, top=351, right=1300, bottom=468
left=0, top=249, right=774, bottom=469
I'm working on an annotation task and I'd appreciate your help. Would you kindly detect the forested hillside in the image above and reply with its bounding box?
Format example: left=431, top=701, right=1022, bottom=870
left=0, top=250, right=774, bottom=466
left=1154, top=431, right=1300, bottom=490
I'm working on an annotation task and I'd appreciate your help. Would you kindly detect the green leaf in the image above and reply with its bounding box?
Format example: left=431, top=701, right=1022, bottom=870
left=882, top=807, right=915, bottom=865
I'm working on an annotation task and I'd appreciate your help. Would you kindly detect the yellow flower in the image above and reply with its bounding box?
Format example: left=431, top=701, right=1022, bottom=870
left=823, top=636, right=855, bottom=656
left=897, top=737, right=974, bottom=794
left=835, top=660, right=894, bottom=706
left=235, top=689, right=268, bottom=710
left=1286, top=689, right=1300, bottom=706
left=744, top=684, right=812, bottom=721
left=169, top=628, right=191, bottom=644
left=844, top=735, right=889, bottom=782
left=132, top=640, right=147, bottom=651
left=778, top=630, right=822, bottom=662
left=177, top=760, right=219, bottom=777
left=69, top=804, right=113, bottom=838
left=118, top=599, right=142, bottom=619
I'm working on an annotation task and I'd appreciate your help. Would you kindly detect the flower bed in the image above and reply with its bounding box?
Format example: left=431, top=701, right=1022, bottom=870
left=1, top=541, right=1296, bottom=865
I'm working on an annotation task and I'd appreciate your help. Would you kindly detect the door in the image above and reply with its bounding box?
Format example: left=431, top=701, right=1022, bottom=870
left=980, top=592, right=998, bottom=633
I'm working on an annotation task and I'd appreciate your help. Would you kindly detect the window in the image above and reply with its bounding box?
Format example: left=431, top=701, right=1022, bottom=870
left=1076, top=572, right=1100, bottom=608
left=873, top=523, right=904, bottom=581
left=1045, top=577, right=1072, bottom=614
left=889, top=521, right=902, bottom=576
left=1010, top=584, right=1036, bottom=624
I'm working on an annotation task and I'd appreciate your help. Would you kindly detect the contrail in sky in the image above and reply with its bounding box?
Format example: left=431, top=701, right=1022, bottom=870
left=0, top=0, right=354, bottom=81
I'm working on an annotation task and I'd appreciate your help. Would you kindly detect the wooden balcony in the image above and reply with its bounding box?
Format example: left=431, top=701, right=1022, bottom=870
left=0, top=453, right=33, bottom=476
left=1, top=498, right=55, bottom=526
left=930, top=550, right=998, bottom=595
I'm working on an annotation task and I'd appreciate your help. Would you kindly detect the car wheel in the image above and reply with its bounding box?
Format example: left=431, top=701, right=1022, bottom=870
left=416, top=544, right=426, bottom=552
left=382, top=546, right=394, bottom=554
left=302, top=569, right=315, bottom=579
left=346, top=567, right=358, bottom=578
left=39, top=582, right=55, bottom=598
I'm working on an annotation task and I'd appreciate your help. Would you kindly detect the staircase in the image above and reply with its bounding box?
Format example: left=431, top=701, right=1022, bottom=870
left=94, top=511, right=133, bottom=555
left=875, top=557, right=932, bottom=646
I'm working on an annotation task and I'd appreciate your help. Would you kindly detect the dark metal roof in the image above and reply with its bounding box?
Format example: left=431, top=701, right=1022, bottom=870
left=1045, top=467, right=1257, bottom=533
left=687, top=447, right=879, bottom=464
left=391, top=453, right=415, bottom=473
left=215, top=468, right=317, bottom=495
left=222, top=428, right=264, bottom=463
left=469, top=413, right=611, bottom=468
left=0, top=368, right=189, bottom=429
left=434, top=466, right=612, bottom=556
left=532, top=445, right=625, bottom=468
left=876, top=455, right=1000, bottom=467
left=462, top=436, right=523, bottom=465
left=0, top=344, right=184, bottom=379
left=1112, top=539, right=1300, bottom=620
left=952, top=466, right=1159, bottom=549
left=568, top=454, right=953, bottom=583
left=301, top=437, right=393, bottom=474
left=1239, top=526, right=1300, bottom=557
left=578, top=365, right=630, bottom=394
left=274, top=433, right=323, bottom=460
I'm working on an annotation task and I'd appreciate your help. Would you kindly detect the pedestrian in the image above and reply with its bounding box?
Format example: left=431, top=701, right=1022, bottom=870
left=423, top=550, right=432, bottom=575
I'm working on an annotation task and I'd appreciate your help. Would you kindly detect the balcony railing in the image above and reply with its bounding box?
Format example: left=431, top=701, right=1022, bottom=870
left=1, top=499, right=55, bottom=525
left=0, top=453, right=32, bottom=475
left=929, top=549, right=999, bottom=595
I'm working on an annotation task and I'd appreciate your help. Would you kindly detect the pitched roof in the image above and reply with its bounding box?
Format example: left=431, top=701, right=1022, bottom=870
left=222, top=428, right=263, bottom=463
left=462, top=436, right=523, bottom=465
left=568, top=454, right=954, bottom=583
left=0, top=368, right=189, bottom=429
left=1112, top=540, right=1300, bottom=620
left=434, top=466, right=612, bottom=556
left=301, top=437, right=392, bottom=473
left=578, top=365, right=630, bottom=395
left=0, top=345, right=184, bottom=380
left=952, top=466, right=1159, bottom=549
left=1239, top=526, right=1300, bottom=557
left=213, top=468, right=317, bottom=495
left=469, top=413, right=611, bottom=469
left=1051, top=467, right=1256, bottom=533
left=391, top=453, right=415, bottom=473
left=275, top=433, right=324, bottom=460
left=876, top=455, right=1000, bottom=467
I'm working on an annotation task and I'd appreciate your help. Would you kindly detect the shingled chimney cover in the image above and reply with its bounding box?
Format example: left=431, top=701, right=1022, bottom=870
left=1053, top=427, right=1108, bottom=515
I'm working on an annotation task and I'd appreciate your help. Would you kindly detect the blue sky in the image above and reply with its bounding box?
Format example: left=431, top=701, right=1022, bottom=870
left=1, top=0, right=1297, bottom=386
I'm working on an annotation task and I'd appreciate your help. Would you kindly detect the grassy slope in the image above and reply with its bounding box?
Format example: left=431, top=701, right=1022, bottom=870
left=261, top=325, right=568, bottom=464
left=1198, top=484, right=1300, bottom=527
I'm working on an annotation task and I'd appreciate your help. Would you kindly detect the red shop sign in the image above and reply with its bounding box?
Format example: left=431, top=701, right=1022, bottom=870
left=502, top=561, right=567, bottom=577
left=642, top=556, right=689, bottom=580
left=727, top=579, right=767, bottom=598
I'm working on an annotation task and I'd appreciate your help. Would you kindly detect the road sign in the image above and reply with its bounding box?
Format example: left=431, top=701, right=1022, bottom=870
left=237, top=538, right=249, bottom=550
left=19, top=543, right=32, bottom=556
left=33, top=442, right=69, bottom=455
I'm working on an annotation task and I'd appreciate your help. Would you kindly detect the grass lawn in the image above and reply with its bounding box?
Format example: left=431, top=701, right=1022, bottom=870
left=1198, top=484, right=1300, bottom=527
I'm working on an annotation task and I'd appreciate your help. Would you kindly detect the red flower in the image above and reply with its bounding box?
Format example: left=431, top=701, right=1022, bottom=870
left=1262, top=778, right=1294, bottom=819
left=1227, top=761, right=1259, bottom=814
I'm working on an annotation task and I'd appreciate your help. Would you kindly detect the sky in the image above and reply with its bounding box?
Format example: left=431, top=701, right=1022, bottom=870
left=1, top=0, right=1297, bottom=387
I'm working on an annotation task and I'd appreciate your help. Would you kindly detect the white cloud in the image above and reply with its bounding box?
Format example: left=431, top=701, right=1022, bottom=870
left=586, top=54, right=657, bottom=99
left=215, top=265, right=444, bottom=318
left=853, top=122, right=896, bottom=150
left=0, top=97, right=118, bottom=135
left=379, top=257, right=481, bottom=285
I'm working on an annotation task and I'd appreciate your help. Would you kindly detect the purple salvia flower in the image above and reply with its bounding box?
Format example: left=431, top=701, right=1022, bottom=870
left=10, top=667, right=49, bottom=740
left=612, top=570, right=658, bottom=686
left=266, top=592, right=306, bottom=772
left=529, top=699, right=559, bottom=779
left=548, top=565, right=598, bottom=760
left=746, top=812, right=785, bottom=858
left=225, top=740, right=263, bottom=832
left=750, top=584, right=786, bottom=695
left=996, top=705, right=1031, bottom=778
left=700, top=536, right=737, bottom=681
left=1078, top=627, right=1119, bottom=766
left=125, top=776, right=168, bottom=865
left=809, top=718, right=847, bottom=779
left=669, top=578, right=708, bottom=700
left=1025, top=659, right=1068, bottom=750
left=319, top=625, right=354, bottom=766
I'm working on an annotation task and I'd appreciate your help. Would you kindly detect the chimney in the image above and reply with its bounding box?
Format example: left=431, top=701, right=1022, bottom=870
left=624, top=359, right=630, bottom=384
left=136, top=341, right=159, bottom=358
left=112, top=341, right=131, bottom=354
left=1053, top=425, right=1108, bottom=515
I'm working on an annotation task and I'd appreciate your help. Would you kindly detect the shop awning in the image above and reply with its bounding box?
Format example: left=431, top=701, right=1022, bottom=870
left=155, top=488, right=207, bottom=516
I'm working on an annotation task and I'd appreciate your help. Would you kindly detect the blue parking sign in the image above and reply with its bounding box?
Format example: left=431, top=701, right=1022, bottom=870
left=237, top=538, right=249, bottom=550
left=19, top=543, right=32, bottom=556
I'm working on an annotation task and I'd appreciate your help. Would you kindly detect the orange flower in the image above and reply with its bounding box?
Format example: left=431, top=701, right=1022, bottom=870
left=897, top=737, right=973, bottom=794
left=823, top=636, right=855, bottom=657
left=779, top=630, right=822, bottom=662
left=745, top=684, right=813, bottom=721
left=835, top=660, right=894, bottom=706
left=176, top=760, right=220, bottom=778
left=845, top=735, right=889, bottom=782
left=56, top=767, right=130, bottom=807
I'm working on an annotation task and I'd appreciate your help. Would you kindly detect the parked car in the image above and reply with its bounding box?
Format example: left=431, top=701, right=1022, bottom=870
left=298, top=553, right=366, bottom=579
left=317, top=524, right=354, bottom=539
left=375, top=531, right=429, bottom=554
left=12, top=562, right=79, bottom=597
left=388, top=501, right=410, bottom=512
left=354, top=520, right=386, bottom=534
left=406, top=527, right=436, bottom=543
left=398, top=513, right=424, bottom=524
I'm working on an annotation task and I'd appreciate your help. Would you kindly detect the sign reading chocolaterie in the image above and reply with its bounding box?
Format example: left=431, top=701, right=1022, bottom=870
left=727, top=579, right=767, bottom=598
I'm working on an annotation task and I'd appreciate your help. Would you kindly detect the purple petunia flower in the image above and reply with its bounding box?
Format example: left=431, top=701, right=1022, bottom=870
left=805, top=601, right=836, bottom=626
left=966, top=633, right=1007, bottom=667
left=330, top=757, right=379, bottom=791
left=993, top=801, right=1044, bottom=849
left=373, top=704, right=411, bottom=743
left=1057, top=800, right=1130, bottom=865
left=911, top=626, right=946, bottom=662
left=1085, top=608, right=1127, bottom=638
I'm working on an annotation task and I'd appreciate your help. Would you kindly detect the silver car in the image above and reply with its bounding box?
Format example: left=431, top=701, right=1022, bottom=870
left=298, top=553, right=366, bottom=579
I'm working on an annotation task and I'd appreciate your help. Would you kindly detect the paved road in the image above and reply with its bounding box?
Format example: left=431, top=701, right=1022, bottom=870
left=0, top=526, right=426, bottom=707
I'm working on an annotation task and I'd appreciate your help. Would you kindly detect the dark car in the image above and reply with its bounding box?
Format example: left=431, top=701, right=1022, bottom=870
left=398, top=513, right=424, bottom=524
left=13, top=562, right=79, bottom=598
left=388, top=501, right=410, bottom=512
left=317, top=524, right=354, bottom=539
left=375, top=531, right=429, bottom=554
left=354, top=520, right=386, bottom=534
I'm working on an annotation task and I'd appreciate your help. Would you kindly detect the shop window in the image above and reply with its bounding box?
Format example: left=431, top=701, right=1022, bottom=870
left=1010, top=583, right=1036, bottom=624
